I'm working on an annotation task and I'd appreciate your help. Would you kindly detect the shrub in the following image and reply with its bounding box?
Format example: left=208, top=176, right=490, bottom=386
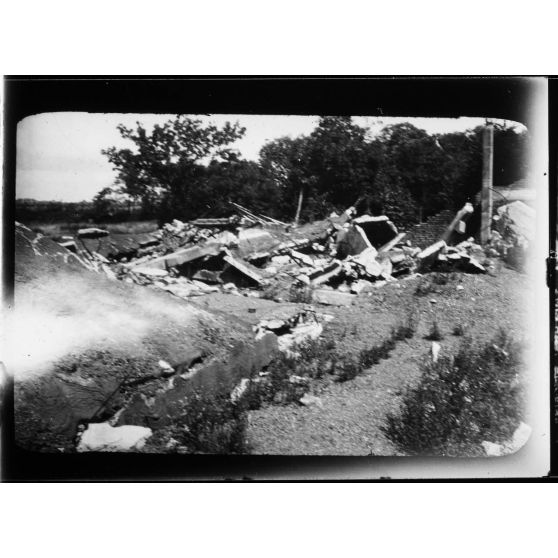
left=383, top=330, right=526, bottom=456
left=425, top=318, right=443, bottom=341
left=240, top=338, right=338, bottom=407
left=172, top=391, right=248, bottom=454
left=392, top=311, right=417, bottom=341
left=452, top=323, right=465, bottom=336
left=333, top=355, right=363, bottom=383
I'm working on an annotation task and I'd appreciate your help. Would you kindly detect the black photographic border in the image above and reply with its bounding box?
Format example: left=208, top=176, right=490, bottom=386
left=2, top=76, right=554, bottom=481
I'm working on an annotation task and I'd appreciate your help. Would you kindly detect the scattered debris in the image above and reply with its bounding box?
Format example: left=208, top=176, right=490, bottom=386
left=254, top=308, right=324, bottom=354
left=50, top=200, right=508, bottom=306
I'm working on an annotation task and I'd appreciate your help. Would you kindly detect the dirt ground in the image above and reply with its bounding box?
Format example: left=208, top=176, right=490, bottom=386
left=245, top=266, right=532, bottom=455
left=11, top=222, right=534, bottom=455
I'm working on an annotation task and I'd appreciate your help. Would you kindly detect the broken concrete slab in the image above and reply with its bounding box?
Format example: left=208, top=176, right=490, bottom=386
left=140, top=243, right=223, bottom=271
left=162, top=282, right=203, bottom=298
left=440, top=202, right=474, bottom=243
left=77, top=422, right=152, bottom=452
left=222, top=251, right=264, bottom=286
left=335, top=224, right=373, bottom=259
left=190, top=217, right=238, bottom=228
left=59, top=240, right=78, bottom=252
left=290, top=250, right=314, bottom=267
left=138, top=237, right=159, bottom=249
left=378, top=255, right=393, bottom=279
left=133, top=266, right=169, bottom=278
left=192, top=269, right=222, bottom=284
left=378, top=232, right=407, bottom=254
left=353, top=215, right=398, bottom=248
left=237, top=228, right=280, bottom=258
left=416, top=240, right=447, bottom=271
left=308, top=261, right=343, bottom=286
left=313, top=289, right=356, bottom=306
left=351, top=247, right=383, bottom=278
left=213, top=230, right=239, bottom=247
left=192, top=280, right=220, bottom=293
left=77, top=228, right=110, bottom=239
left=461, top=257, right=486, bottom=274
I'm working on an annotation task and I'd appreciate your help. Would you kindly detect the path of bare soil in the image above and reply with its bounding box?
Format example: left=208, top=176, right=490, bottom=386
left=246, top=266, right=532, bottom=455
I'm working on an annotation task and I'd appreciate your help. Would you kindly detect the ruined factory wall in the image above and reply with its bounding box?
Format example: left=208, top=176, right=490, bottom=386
left=405, top=210, right=458, bottom=249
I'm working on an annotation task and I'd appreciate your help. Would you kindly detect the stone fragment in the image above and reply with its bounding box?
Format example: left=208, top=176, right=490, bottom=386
left=431, top=342, right=441, bottom=363
left=416, top=240, right=447, bottom=271
left=230, top=378, right=250, bottom=403
left=77, top=423, right=152, bottom=452
left=133, top=266, right=169, bottom=278
left=378, top=232, right=407, bottom=254
left=482, top=441, right=503, bottom=457
left=299, top=394, right=323, bottom=407
left=352, top=247, right=382, bottom=278
left=77, top=228, right=109, bottom=239
left=336, top=224, right=373, bottom=258
left=313, top=289, right=356, bottom=306
left=222, top=250, right=264, bottom=286
left=290, top=250, right=314, bottom=267
left=308, top=262, right=343, bottom=286
left=350, top=279, right=374, bottom=294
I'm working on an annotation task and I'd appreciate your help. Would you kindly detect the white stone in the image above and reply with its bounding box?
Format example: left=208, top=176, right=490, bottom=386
left=230, top=378, right=250, bottom=403
left=299, top=394, right=323, bottom=407
left=133, top=266, right=169, bottom=278
left=158, top=360, right=174, bottom=373
left=482, top=441, right=503, bottom=457
left=77, top=423, right=152, bottom=452
left=431, top=342, right=441, bottom=363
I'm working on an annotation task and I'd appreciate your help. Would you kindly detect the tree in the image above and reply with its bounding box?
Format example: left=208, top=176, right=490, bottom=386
left=259, top=117, right=380, bottom=223
left=371, top=123, right=452, bottom=221
left=102, top=116, right=246, bottom=220
left=259, top=135, right=313, bottom=223
left=307, top=116, right=379, bottom=213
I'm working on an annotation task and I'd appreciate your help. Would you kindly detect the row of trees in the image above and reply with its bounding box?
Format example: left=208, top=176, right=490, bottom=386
left=98, top=115, right=530, bottom=228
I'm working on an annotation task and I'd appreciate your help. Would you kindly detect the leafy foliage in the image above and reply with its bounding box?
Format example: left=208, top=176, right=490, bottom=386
left=384, top=330, right=526, bottom=456
left=95, top=116, right=530, bottom=227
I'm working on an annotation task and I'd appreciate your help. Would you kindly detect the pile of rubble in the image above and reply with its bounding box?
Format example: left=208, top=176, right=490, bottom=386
left=55, top=199, right=534, bottom=306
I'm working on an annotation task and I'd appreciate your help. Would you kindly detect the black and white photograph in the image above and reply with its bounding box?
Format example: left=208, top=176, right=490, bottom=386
left=1, top=77, right=551, bottom=479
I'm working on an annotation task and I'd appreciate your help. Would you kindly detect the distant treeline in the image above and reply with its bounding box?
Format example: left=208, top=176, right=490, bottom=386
left=15, top=199, right=143, bottom=224
left=18, top=116, right=531, bottom=228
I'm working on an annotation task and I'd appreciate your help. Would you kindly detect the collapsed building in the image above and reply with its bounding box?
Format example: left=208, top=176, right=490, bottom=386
left=11, top=194, right=535, bottom=454
left=60, top=199, right=534, bottom=309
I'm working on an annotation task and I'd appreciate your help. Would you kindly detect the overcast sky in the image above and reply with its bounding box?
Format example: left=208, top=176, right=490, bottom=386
left=16, top=113, right=524, bottom=202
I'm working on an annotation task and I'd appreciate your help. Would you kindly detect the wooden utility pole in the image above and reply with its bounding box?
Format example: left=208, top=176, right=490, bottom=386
left=480, top=122, right=494, bottom=244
